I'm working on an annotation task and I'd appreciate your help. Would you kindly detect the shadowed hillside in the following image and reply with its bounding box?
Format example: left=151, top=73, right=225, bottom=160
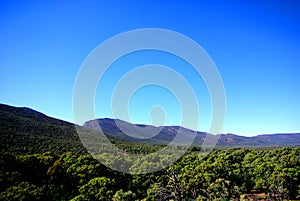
left=0, top=103, right=86, bottom=154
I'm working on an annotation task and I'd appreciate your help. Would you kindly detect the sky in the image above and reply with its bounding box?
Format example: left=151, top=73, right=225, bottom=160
left=0, top=0, right=299, bottom=136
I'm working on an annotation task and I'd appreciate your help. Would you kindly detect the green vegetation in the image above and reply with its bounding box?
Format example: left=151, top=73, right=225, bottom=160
left=0, top=104, right=166, bottom=155
left=1, top=104, right=300, bottom=200
left=0, top=104, right=86, bottom=154
left=1, top=147, right=299, bottom=200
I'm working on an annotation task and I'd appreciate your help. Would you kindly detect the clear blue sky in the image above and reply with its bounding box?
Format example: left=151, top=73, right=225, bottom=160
left=0, top=0, right=299, bottom=136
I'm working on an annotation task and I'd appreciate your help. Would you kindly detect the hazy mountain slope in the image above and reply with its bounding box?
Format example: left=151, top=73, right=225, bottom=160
left=84, top=118, right=300, bottom=147
left=83, top=118, right=208, bottom=145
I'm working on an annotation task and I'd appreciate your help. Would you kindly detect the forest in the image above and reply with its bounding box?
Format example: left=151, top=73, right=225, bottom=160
left=1, top=147, right=299, bottom=201
left=1, top=104, right=299, bottom=200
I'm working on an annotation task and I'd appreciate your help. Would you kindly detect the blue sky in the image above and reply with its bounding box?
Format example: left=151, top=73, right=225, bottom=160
left=0, top=0, right=299, bottom=136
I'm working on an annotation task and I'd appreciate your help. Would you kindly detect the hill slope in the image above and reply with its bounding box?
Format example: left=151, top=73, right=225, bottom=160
left=0, top=103, right=86, bottom=154
left=83, top=118, right=208, bottom=145
left=84, top=118, right=300, bottom=147
left=1, top=103, right=300, bottom=154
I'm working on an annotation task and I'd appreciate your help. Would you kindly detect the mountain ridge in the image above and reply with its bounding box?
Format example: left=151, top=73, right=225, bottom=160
left=1, top=103, right=300, bottom=153
left=83, top=118, right=300, bottom=147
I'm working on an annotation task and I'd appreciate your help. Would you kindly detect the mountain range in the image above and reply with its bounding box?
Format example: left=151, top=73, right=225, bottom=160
left=83, top=118, right=300, bottom=147
left=1, top=103, right=300, bottom=154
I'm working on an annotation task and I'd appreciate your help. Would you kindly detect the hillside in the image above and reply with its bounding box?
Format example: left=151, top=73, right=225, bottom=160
left=1, top=103, right=300, bottom=155
left=83, top=118, right=207, bottom=145
left=84, top=118, right=300, bottom=147
left=0, top=104, right=162, bottom=155
left=0, top=103, right=86, bottom=154
left=0, top=103, right=300, bottom=200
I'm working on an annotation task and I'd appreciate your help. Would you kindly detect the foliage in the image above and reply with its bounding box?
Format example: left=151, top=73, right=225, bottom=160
left=1, top=147, right=299, bottom=200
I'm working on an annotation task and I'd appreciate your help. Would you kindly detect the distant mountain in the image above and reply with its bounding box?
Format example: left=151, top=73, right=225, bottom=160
left=84, top=118, right=300, bottom=147
left=217, top=133, right=300, bottom=147
left=83, top=118, right=207, bottom=145
left=1, top=103, right=299, bottom=155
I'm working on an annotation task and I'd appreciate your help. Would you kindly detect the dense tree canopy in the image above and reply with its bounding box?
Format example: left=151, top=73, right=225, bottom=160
left=0, top=147, right=299, bottom=200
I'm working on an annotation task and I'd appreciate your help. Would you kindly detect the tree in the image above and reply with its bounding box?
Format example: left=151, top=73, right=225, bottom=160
left=0, top=182, right=45, bottom=201
left=112, top=189, right=136, bottom=201
left=73, top=177, right=116, bottom=201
